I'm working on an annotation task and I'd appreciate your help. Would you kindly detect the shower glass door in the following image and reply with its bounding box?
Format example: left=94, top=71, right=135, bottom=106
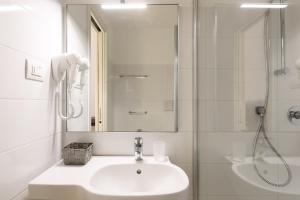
left=197, top=0, right=300, bottom=199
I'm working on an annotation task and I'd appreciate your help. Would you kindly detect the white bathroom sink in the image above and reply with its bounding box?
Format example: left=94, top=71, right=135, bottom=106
left=89, top=163, right=188, bottom=196
left=28, top=156, right=189, bottom=200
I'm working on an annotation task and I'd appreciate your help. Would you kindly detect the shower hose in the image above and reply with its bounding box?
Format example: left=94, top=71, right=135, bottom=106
left=252, top=10, right=292, bottom=187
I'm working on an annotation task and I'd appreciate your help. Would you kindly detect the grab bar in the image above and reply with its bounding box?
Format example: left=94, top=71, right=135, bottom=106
left=119, top=75, right=148, bottom=79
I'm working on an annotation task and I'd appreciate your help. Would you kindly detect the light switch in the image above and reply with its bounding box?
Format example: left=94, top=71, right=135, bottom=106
left=32, top=65, right=43, bottom=77
left=25, top=59, right=44, bottom=82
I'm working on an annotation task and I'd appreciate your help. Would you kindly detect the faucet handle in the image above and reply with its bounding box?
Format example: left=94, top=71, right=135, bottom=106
left=134, top=137, right=143, bottom=146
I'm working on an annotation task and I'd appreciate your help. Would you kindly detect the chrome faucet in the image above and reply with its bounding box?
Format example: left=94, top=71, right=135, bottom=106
left=134, top=137, right=143, bottom=161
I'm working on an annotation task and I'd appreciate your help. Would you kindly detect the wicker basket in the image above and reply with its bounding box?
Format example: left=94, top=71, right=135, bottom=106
left=62, top=143, right=93, bottom=165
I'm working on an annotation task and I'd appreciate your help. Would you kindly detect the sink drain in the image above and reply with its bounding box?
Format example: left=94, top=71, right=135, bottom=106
left=136, top=169, right=142, bottom=174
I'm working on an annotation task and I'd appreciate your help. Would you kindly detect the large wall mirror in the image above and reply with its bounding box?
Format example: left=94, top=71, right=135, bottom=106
left=66, top=4, right=179, bottom=132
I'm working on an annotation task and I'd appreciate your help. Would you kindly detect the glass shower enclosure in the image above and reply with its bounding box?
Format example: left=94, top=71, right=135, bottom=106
left=196, top=0, right=300, bottom=199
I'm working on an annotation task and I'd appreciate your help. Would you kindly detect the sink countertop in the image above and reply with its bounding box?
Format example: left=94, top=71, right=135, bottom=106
left=30, top=156, right=169, bottom=186
left=27, top=156, right=189, bottom=200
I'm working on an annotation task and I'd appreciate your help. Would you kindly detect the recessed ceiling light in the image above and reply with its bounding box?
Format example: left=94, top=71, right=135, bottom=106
left=101, top=4, right=147, bottom=10
left=241, top=3, right=288, bottom=9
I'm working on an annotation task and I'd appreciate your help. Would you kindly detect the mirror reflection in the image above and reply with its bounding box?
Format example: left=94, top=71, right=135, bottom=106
left=66, top=4, right=179, bottom=132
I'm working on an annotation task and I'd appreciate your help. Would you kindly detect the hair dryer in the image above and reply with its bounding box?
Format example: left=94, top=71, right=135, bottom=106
left=51, top=53, right=89, bottom=120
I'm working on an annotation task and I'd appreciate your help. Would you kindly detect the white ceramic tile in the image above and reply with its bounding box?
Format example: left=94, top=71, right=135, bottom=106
left=200, top=132, right=278, bottom=164
left=179, top=68, right=193, bottom=100
left=216, top=69, right=235, bottom=100
left=199, top=132, right=257, bottom=164
left=277, top=133, right=300, bottom=156
left=242, top=19, right=265, bottom=68
left=178, top=100, right=193, bottom=132
left=0, top=0, right=62, bottom=61
left=0, top=133, right=62, bottom=200
left=198, top=37, right=216, bottom=68
left=276, top=68, right=300, bottom=101
left=198, top=100, right=216, bottom=132
left=242, top=67, right=266, bottom=105
left=198, top=7, right=216, bottom=38
left=285, top=5, right=300, bottom=78
left=173, top=132, right=193, bottom=164
left=0, top=99, right=61, bottom=153
left=216, top=36, right=235, bottom=68
left=215, top=101, right=235, bottom=131
left=198, top=68, right=216, bottom=100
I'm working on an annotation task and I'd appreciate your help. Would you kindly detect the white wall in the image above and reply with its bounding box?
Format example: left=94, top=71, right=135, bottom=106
left=198, top=3, right=300, bottom=200
left=63, top=4, right=194, bottom=200
left=0, top=1, right=63, bottom=199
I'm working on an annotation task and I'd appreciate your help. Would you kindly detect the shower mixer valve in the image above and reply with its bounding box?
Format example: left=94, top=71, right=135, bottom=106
left=288, top=111, right=300, bottom=120
left=287, top=106, right=300, bottom=123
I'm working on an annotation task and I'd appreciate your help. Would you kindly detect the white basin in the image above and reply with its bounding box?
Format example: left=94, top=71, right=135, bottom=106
left=231, top=156, right=300, bottom=195
left=89, top=163, right=188, bottom=196
left=28, top=156, right=189, bottom=200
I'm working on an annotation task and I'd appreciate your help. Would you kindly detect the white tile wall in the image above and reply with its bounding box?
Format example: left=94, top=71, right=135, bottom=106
left=0, top=0, right=63, bottom=200
left=0, top=133, right=62, bottom=200
left=199, top=133, right=255, bottom=164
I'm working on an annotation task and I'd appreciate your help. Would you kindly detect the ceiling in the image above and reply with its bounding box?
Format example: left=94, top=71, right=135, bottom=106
left=64, top=0, right=192, bottom=6
left=63, top=0, right=299, bottom=7
left=91, top=4, right=178, bottom=29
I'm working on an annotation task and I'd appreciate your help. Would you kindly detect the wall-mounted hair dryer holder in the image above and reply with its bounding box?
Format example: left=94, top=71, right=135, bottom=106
left=51, top=53, right=89, bottom=120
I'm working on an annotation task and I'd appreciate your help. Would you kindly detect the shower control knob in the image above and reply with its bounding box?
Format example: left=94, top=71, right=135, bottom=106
left=288, top=111, right=300, bottom=120
left=287, top=106, right=300, bottom=124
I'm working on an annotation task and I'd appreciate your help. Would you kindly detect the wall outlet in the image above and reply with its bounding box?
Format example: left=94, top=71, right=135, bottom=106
left=25, top=59, right=44, bottom=82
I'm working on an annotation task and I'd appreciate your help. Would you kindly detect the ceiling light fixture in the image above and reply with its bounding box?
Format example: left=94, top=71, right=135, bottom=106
left=101, top=4, right=147, bottom=10
left=241, top=3, right=288, bottom=9
left=101, top=0, right=147, bottom=10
